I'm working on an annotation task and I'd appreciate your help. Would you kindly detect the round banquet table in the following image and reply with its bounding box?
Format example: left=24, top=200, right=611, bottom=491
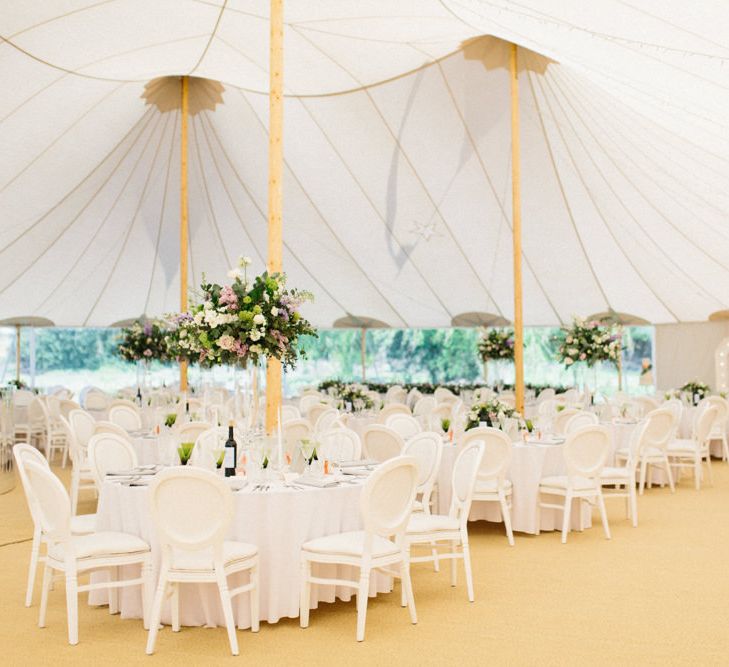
left=90, top=475, right=392, bottom=628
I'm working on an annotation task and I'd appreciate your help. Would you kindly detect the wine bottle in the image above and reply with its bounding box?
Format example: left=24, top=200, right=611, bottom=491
left=136, top=386, right=142, bottom=406
left=224, top=421, right=237, bottom=477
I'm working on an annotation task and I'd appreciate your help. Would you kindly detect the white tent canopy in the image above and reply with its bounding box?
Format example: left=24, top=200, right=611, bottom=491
left=1, top=1, right=728, bottom=328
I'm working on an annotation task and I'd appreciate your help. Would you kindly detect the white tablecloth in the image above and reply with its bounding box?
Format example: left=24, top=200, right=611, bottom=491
left=91, top=476, right=392, bottom=628
left=130, top=434, right=174, bottom=466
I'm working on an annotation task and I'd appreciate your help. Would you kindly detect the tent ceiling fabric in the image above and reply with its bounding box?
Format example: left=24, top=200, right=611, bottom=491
left=1, top=1, right=728, bottom=327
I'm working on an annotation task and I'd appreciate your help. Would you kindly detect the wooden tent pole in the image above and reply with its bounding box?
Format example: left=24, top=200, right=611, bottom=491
left=361, top=328, right=366, bottom=381
left=15, top=324, right=20, bottom=383
left=510, top=43, right=525, bottom=414
left=179, top=75, right=189, bottom=392
left=265, top=0, right=284, bottom=434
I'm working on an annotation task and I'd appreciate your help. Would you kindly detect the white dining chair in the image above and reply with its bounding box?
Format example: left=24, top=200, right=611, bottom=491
left=667, top=405, right=718, bottom=490
left=537, top=425, right=611, bottom=544
left=283, top=418, right=313, bottom=460
left=616, top=408, right=676, bottom=495
left=413, top=396, right=436, bottom=418
left=94, top=420, right=133, bottom=440
left=404, top=442, right=485, bottom=601
left=704, top=395, right=729, bottom=461
left=146, top=468, right=259, bottom=655
left=13, top=444, right=97, bottom=607
left=600, top=421, right=646, bottom=527
left=386, top=413, right=422, bottom=440
left=377, top=403, right=411, bottom=424
left=23, top=459, right=152, bottom=645
left=299, top=456, right=419, bottom=642
left=552, top=408, right=582, bottom=434
left=87, top=433, right=139, bottom=491
left=318, top=427, right=362, bottom=462
left=313, top=407, right=340, bottom=433
left=67, top=410, right=98, bottom=514
left=362, top=425, right=405, bottom=462
left=470, top=428, right=515, bottom=545
left=281, top=404, right=301, bottom=423
left=191, top=426, right=227, bottom=470
left=299, top=393, right=323, bottom=415
left=402, top=432, right=443, bottom=515
left=109, top=404, right=143, bottom=432
left=564, top=411, right=599, bottom=434
left=176, top=420, right=213, bottom=444
left=44, top=395, right=69, bottom=466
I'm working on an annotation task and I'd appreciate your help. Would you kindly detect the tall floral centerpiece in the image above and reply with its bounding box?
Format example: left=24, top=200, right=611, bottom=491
left=556, top=317, right=620, bottom=393
left=478, top=328, right=515, bottom=384
left=166, top=256, right=317, bottom=422
left=117, top=318, right=170, bottom=391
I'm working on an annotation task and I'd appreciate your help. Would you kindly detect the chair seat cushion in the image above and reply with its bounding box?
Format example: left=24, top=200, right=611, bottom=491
left=406, top=513, right=460, bottom=534
left=474, top=478, right=512, bottom=494
left=70, top=513, right=97, bottom=535
left=539, top=475, right=596, bottom=491
left=412, top=499, right=423, bottom=511
left=617, top=446, right=664, bottom=460
left=49, top=531, right=149, bottom=561
left=171, top=541, right=258, bottom=572
left=600, top=466, right=632, bottom=480
left=302, top=531, right=399, bottom=559
left=668, top=439, right=700, bottom=454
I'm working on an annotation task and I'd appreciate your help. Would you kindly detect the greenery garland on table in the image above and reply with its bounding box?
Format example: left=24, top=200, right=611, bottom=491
left=317, top=379, right=571, bottom=397
left=465, top=399, right=523, bottom=431
left=478, top=328, right=515, bottom=362
left=165, top=256, right=317, bottom=369
left=117, top=319, right=170, bottom=363
left=555, top=316, right=620, bottom=368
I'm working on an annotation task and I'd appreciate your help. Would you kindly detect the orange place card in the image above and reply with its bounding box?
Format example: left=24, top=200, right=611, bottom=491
left=324, top=460, right=330, bottom=475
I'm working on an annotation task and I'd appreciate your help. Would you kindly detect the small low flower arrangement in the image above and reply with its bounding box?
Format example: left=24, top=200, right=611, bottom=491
left=165, top=256, right=317, bottom=369
left=117, top=319, right=170, bottom=363
left=327, top=382, right=374, bottom=412
left=673, top=381, right=710, bottom=406
left=556, top=316, right=620, bottom=368
left=478, top=328, right=515, bottom=362
left=465, top=399, right=523, bottom=431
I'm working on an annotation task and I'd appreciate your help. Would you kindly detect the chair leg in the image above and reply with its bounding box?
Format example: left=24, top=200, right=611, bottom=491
left=216, top=570, right=239, bottom=656
left=722, top=435, right=729, bottom=462
left=694, top=454, right=701, bottom=490
left=71, top=470, right=80, bottom=516
left=430, top=541, right=440, bottom=572
left=299, top=558, right=311, bottom=628
left=663, top=456, right=675, bottom=493
left=499, top=494, right=515, bottom=546
left=630, top=483, right=638, bottom=527
left=249, top=564, right=260, bottom=632
left=561, top=495, right=572, bottom=544
left=25, top=528, right=41, bottom=607
left=400, top=554, right=417, bottom=624
left=705, top=452, right=713, bottom=485
left=356, top=568, right=370, bottom=642
left=171, top=583, right=180, bottom=632
left=450, top=541, right=457, bottom=586
left=597, top=492, right=611, bottom=540
left=638, top=459, right=648, bottom=495
left=141, top=559, right=152, bottom=631
left=38, top=564, right=52, bottom=628
left=462, top=539, right=475, bottom=602
left=146, top=577, right=168, bottom=655
left=65, top=572, right=79, bottom=645
left=108, top=566, right=119, bottom=615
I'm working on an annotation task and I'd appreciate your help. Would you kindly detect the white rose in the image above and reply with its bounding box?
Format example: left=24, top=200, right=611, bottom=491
left=250, top=330, right=261, bottom=341
left=253, top=313, right=265, bottom=325
left=271, top=306, right=279, bottom=316
left=565, top=357, right=574, bottom=365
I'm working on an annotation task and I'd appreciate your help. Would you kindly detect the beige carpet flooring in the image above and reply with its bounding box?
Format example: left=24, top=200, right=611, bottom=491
left=1, top=463, right=728, bottom=666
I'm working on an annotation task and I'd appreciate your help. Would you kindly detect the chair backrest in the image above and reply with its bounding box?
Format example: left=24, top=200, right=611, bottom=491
left=45, top=395, right=62, bottom=420
left=176, top=421, right=213, bottom=443
left=283, top=418, right=313, bottom=455
left=402, top=432, right=443, bottom=496
left=564, top=411, right=599, bottom=434
left=560, top=388, right=579, bottom=404
left=94, top=420, right=133, bottom=441
left=28, top=397, right=49, bottom=426
left=537, top=399, right=557, bottom=418
left=299, top=394, right=322, bottom=415
left=14, top=389, right=35, bottom=408
left=563, top=426, right=610, bottom=480
left=110, top=398, right=139, bottom=410
left=307, top=402, right=331, bottom=427
left=642, top=408, right=677, bottom=452
left=191, top=426, right=227, bottom=469
left=413, top=396, right=436, bottom=417
left=634, top=396, right=660, bottom=415
left=449, top=442, right=485, bottom=524
left=406, top=388, right=422, bottom=410
left=470, top=427, right=511, bottom=480
left=13, top=444, right=50, bottom=525
left=108, top=404, right=143, bottom=432
left=84, top=388, right=110, bottom=411
left=552, top=408, right=581, bottom=434
left=537, top=388, right=556, bottom=403
left=622, top=420, right=649, bottom=471
left=377, top=403, right=411, bottom=424
left=498, top=394, right=516, bottom=409
left=385, top=386, right=408, bottom=405
left=705, top=396, right=728, bottom=433
left=362, top=425, right=405, bottom=462
left=59, top=399, right=81, bottom=418
left=434, top=387, right=456, bottom=404
left=360, top=456, right=418, bottom=539
left=87, top=433, right=139, bottom=488
left=281, top=405, right=301, bottom=422
left=386, top=413, right=422, bottom=440
left=68, top=408, right=96, bottom=448
left=314, top=407, right=339, bottom=433
left=149, top=468, right=233, bottom=558
left=695, top=404, right=719, bottom=443
left=22, top=459, right=71, bottom=542
left=318, top=427, right=362, bottom=462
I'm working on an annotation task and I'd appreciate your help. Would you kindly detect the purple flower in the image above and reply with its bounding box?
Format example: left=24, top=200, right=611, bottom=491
left=219, top=285, right=238, bottom=310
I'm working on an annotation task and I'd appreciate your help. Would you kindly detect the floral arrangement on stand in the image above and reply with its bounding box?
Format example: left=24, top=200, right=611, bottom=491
left=670, top=381, right=710, bottom=406
left=117, top=319, right=170, bottom=363
left=165, top=256, right=317, bottom=370
left=325, top=382, right=374, bottom=412
left=465, top=399, right=524, bottom=431
left=556, top=317, right=621, bottom=368
left=478, top=328, right=515, bottom=362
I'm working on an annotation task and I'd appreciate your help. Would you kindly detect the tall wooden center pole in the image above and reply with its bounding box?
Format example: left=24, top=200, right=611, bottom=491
left=510, top=43, right=525, bottom=414
left=265, top=0, right=284, bottom=433
left=179, top=75, right=190, bottom=392
left=361, top=328, right=367, bottom=381
left=15, top=324, right=21, bottom=382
